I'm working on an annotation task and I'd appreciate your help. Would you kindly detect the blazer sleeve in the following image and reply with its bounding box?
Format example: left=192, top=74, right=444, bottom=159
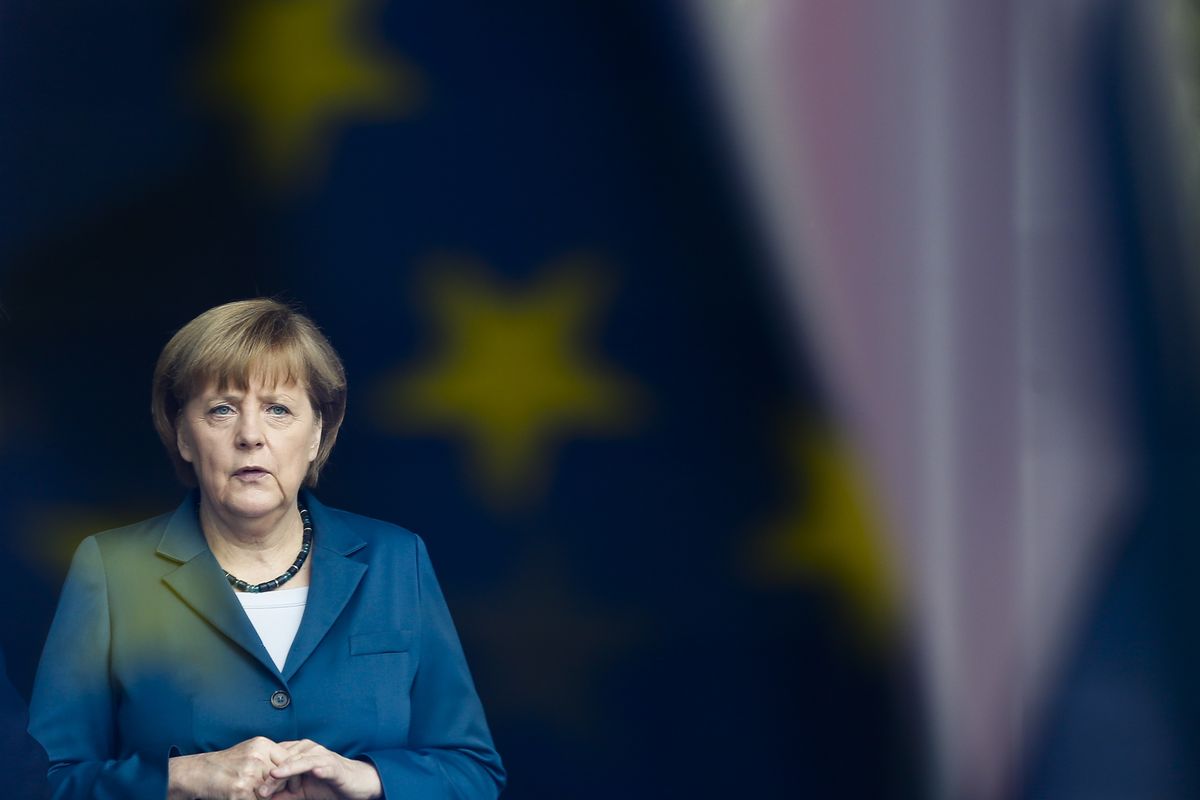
left=28, top=536, right=171, bottom=800
left=362, top=536, right=506, bottom=799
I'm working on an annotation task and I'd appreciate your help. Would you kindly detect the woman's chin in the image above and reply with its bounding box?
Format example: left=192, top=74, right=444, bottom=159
left=214, top=485, right=288, bottom=519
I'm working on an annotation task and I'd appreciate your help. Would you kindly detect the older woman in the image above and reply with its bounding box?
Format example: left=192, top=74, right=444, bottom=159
left=29, top=299, right=505, bottom=800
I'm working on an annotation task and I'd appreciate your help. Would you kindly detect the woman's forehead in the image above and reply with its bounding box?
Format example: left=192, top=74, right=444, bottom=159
left=194, top=361, right=309, bottom=397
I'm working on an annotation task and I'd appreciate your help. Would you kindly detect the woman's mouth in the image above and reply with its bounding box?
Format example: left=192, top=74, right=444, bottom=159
left=233, top=467, right=269, bottom=481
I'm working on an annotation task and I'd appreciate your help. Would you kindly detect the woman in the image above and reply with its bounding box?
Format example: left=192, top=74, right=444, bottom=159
left=29, top=299, right=505, bottom=800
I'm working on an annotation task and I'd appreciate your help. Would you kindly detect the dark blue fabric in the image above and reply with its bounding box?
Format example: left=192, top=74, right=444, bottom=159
left=0, top=645, right=49, bottom=800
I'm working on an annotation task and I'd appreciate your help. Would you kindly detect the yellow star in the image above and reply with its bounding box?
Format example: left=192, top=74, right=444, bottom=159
left=17, top=505, right=155, bottom=575
left=750, top=422, right=899, bottom=647
left=199, top=0, right=420, bottom=181
left=17, top=503, right=224, bottom=666
left=373, top=254, right=643, bottom=506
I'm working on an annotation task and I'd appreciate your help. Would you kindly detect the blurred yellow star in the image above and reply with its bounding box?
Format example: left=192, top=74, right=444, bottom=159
left=201, top=0, right=420, bottom=180
left=18, top=505, right=154, bottom=576
left=18, top=503, right=222, bottom=665
left=374, top=255, right=642, bottom=505
left=751, top=423, right=898, bottom=646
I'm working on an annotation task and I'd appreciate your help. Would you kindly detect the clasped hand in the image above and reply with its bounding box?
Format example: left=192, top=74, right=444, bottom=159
left=168, top=736, right=383, bottom=800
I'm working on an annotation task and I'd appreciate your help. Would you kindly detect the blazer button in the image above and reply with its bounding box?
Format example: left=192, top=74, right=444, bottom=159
left=270, top=690, right=291, bottom=710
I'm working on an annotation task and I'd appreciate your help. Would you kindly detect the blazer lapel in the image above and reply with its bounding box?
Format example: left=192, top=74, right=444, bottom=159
left=157, top=494, right=280, bottom=677
left=282, top=493, right=367, bottom=682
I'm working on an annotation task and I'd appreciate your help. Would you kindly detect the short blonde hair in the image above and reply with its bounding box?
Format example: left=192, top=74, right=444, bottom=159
left=151, top=299, right=347, bottom=487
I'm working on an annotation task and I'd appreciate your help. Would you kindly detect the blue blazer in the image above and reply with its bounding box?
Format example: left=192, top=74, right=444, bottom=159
left=29, top=492, right=505, bottom=800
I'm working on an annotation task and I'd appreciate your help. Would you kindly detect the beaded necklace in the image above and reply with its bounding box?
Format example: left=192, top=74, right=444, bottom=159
left=201, top=502, right=314, bottom=593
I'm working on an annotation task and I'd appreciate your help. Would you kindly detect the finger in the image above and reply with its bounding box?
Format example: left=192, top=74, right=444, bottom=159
left=254, top=774, right=288, bottom=798
left=264, top=741, right=294, bottom=765
left=243, top=735, right=282, bottom=753
left=269, top=755, right=316, bottom=780
left=273, top=743, right=328, bottom=770
left=279, top=738, right=318, bottom=750
left=269, top=753, right=334, bottom=780
left=244, top=737, right=292, bottom=767
left=278, top=738, right=321, bottom=758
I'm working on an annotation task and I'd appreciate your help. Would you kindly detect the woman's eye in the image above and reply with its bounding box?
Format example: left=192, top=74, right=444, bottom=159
left=267, top=405, right=290, bottom=417
left=209, top=405, right=234, bottom=417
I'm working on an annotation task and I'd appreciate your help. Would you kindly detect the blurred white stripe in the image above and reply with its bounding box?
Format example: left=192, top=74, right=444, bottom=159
left=692, top=2, right=1140, bottom=798
left=912, top=1, right=962, bottom=796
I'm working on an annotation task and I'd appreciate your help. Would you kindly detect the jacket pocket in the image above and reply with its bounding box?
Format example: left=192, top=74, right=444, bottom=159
left=349, top=629, right=414, bottom=655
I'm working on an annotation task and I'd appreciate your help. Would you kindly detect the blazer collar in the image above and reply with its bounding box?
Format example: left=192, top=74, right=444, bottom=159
left=156, top=491, right=278, bottom=676
left=155, top=490, right=208, bottom=563
left=301, top=491, right=367, bottom=557
left=154, top=490, right=367, bottom=560
left=282, top=491, right=368, bottom=680
left=155, top=491, right=370, bottom=681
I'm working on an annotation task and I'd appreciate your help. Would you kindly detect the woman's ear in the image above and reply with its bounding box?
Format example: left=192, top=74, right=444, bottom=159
left=308, top=416, right=322, bottom=463
left=176, top=420, right=194, bottom=464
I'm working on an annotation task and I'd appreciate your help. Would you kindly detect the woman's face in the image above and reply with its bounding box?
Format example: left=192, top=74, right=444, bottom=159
left=176, top=372, right=322, bottom=522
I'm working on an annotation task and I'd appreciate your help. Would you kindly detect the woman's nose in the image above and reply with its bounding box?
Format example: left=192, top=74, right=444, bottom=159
left=236, top=415, right=265, bottom=448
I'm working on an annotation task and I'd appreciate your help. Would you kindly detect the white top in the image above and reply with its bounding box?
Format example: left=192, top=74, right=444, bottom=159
left=236, top=586, right=309, bottom=672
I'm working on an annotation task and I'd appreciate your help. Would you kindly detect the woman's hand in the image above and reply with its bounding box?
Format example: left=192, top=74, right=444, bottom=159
left=262, top=739, right=383, bottom=800
left=168, top=736, right=291, bottom=800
